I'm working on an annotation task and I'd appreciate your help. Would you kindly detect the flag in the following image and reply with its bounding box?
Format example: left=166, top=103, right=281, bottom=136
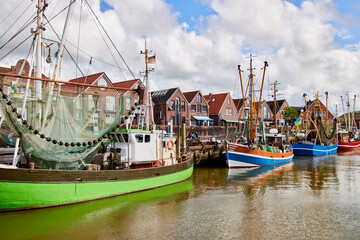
left=294, top=118, right=302, bottom=126
left=148, top=55, right=156, bottom=64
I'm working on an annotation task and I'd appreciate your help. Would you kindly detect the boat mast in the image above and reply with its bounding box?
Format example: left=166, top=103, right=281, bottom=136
left=272, top=81, right=278, bottom=128
left=141, top=41, right=154, bottom=131
left=347, top=92, right=351, bottom=131
left=248, top=54, right=255, bottom=141
left=34, top=0, right=43, bottom=128
left=254, top=61, right=268, bottom=136
left=42, top=0, right=76, bottom=130
left=303, top=93, right=308, bottom=133
left=352, top=95, right=356, bottom=130
left=237, top=65, right=245, bottom=129
left=340, top=96, right=347, bottom=131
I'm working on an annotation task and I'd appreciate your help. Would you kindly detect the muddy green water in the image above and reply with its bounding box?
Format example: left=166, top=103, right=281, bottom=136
left=1, top=153, right=360, bottom=239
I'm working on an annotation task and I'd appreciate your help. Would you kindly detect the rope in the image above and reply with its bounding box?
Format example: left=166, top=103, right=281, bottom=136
left=0, top=0, right=34, bottom=41
left=43, top=15, right=85, bottom=77
left=84, top=0, right=136, bottom=79
left=0, top=87, right=138, bottom=148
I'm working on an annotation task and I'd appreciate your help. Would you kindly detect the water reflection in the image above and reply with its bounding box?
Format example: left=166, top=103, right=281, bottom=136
left=1, top=154, right=360, bottom=239
left=0, top=179, right=193, bottom=240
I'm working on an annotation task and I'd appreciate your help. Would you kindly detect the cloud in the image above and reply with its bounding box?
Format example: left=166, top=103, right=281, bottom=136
left=0, top=0, right=359, bottom=114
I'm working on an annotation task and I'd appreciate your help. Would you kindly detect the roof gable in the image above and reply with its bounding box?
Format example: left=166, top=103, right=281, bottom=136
left=183, top=91, right=199, bottom=103
left=113, top=79, right=142, bottom=94
left=204, top=93, right=228, bottom=114
left=151, top=88, right=178, bottom=104
left=266, top=99, right=286, bottom=114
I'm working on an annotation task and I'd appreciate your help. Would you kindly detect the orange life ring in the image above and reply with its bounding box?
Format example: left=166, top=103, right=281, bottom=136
left=167, top=140, right=175, bottom=150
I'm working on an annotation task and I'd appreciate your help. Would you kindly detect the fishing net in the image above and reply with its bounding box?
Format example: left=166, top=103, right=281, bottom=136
left=0, top=75, right=125, bottom=170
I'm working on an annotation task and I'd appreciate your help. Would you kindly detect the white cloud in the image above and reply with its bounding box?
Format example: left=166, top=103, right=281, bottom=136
left=0, top=0, right=359, bottom=114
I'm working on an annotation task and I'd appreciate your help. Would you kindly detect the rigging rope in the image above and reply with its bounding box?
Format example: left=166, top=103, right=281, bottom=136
left=84, top=0, right=136, bottom=79
left=84, top=2, right=126, bottom=80
left=0, top=0, right=34, bottom=41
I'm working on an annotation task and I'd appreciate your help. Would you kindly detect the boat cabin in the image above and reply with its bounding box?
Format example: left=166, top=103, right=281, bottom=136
left=108, top=129, right=177, bottom=168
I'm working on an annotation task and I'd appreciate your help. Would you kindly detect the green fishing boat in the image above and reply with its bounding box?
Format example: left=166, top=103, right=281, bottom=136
left=0, top=0, right=193, bottom=212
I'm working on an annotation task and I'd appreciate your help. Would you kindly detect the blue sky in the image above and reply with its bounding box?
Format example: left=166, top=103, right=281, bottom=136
left=99, top=0, right=360, bottom=48
left=163, top=0, right=360, bottom=48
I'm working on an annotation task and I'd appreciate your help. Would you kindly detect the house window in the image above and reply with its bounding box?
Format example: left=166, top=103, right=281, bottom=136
left=7, top=87, right=14, bottom=95
left=106, top=114, right=115, bottom=124
left=197, top=105, right=202, bottom=113
left=98, top=77, right=107, bottom=90
left=202, top=106, right=207, bottom=113
left=20, top=88, right=31, bottom=97
left=106, top=96, right=115, bottom=111
left=170, top=100, right=175, bottom=110
left=88, top=95, right=94, bottom=110
left=226, top=109, right=233, bottom=116
left=181, top=101, right=185, bottom=112
left=197, top=94, right=201, bottom=103
left=228, top=98, right=230, bottom=104
left=191, top=105, right=196, bottom=112
left=92, top=113, right=99, bottom=123
left=126, top=97, right=131, bottom=110
left=75, top=95, right=82, bottom=109
left=75, top=112, right=82, bottom=121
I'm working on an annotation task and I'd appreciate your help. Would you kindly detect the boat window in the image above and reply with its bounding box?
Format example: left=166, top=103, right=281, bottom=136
left=163, top=141, right=166, bottom=148
left=110, top=134, right=118, bottom=142
left=135, top=134, right=143, bottom=143
left=116, top=134, right=124, bottom=142
left=122, top=134, right=128, bottom=142
left=145, top=135, right=151, bottom=143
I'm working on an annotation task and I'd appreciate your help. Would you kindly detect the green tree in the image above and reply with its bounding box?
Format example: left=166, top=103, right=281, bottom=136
left=282, top=107, right=299, bottom=125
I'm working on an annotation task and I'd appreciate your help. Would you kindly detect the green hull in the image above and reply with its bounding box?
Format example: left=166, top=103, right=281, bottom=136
left=0, top=163, right=193, bottom=211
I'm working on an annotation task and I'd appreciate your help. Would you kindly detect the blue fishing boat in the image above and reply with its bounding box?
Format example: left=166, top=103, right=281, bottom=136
left=291, top=142, right=337, bottom=156
left=291, top=92, right=337, bottom=156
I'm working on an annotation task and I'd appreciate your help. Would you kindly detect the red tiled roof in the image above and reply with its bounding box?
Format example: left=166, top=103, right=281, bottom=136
left=204, top=93, right=228, bottom=115
left=233, top=98, right=245, bottom=111
left=113, top=79, right=139, bottom=89
left=113, top=79, right=140, bottom=94
left=62, top=72, right=105, bottom=88
left=183, top=91, right=199, bottom=103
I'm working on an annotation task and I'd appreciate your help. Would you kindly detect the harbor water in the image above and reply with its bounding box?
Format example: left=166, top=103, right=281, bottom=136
left=1, top=152, right=360, bottom=239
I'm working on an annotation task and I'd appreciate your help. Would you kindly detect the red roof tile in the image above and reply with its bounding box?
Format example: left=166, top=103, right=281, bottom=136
left=183, top=91, right=199, bottom=103
left=204, top=93, right=228, bottom=115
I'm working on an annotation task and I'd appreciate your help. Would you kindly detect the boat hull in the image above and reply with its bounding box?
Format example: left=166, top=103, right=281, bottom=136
left=223, top=143, right=294, bottom=168
left=337, top=141, right=360, bottom=151
left=291, top=143, right=338, bottom=156
left=0, top=159, right=193, bottom=212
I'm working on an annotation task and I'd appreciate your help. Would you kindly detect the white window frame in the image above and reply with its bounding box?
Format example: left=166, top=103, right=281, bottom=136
left=75, top=95, right=82, bottom=109
left=126, top=97, right=131, bottom=110
left=98, top=77, right=107, bottom=90
left=106, top=96, right=116, bottom=111
left=226, top=109, right=233, bottom=116
left=88, top=95, right=94, bottom=110
left=106, top=113, right=115, bottom=124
